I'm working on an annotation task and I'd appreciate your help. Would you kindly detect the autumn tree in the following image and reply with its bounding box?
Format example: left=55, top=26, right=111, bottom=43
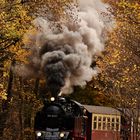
left=69, top=84, right=109, bottom=106
left=95, top=0, right=140, bottom=139
left=0, top=1, right=34, bottom=139
left=0, top=0, right=32, bottom=101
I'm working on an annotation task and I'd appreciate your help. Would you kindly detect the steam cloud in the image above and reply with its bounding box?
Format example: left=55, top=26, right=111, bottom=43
left=19, top=0, right=113, bottom=96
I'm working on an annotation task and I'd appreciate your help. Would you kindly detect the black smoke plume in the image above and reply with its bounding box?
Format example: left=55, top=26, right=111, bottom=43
left=15, top=0, right=113, bottom=97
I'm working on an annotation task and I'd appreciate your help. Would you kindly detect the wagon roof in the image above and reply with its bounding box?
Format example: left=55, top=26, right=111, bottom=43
left=84, top=105, right=120, bottom=115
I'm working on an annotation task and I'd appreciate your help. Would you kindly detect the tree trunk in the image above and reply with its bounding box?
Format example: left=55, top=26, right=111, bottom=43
left=0, top=111, right=8, bottom=140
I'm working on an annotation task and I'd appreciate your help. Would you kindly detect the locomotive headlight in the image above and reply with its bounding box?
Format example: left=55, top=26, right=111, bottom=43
left=50, top=97, right=55, bottom=101
left=59, top=132, right=65, bottom=138
left=36, top=132, right=42, bottom=137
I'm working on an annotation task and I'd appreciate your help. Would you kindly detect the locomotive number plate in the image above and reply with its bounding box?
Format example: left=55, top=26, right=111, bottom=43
left=45, top=132, right=59, bottom=139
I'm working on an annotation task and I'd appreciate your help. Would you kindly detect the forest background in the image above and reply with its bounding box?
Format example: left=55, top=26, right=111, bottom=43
left=0, top=0, right=140, bottom=140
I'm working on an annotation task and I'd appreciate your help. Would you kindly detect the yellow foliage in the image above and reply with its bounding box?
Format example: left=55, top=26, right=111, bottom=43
left=25, top=0, right=78, bottom=24
left=0, top=0, right=33, bottom=102
left=96, top=0, right=140, bottom=99
left=0, top=84, right=7, bottom=100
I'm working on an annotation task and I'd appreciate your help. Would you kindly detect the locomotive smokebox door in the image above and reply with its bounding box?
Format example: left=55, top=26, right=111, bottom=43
left=45, top=105, right=65, bottom=128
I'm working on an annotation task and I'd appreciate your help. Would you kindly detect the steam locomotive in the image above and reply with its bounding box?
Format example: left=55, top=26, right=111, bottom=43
left=34, top=96, right=88, bottom=140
